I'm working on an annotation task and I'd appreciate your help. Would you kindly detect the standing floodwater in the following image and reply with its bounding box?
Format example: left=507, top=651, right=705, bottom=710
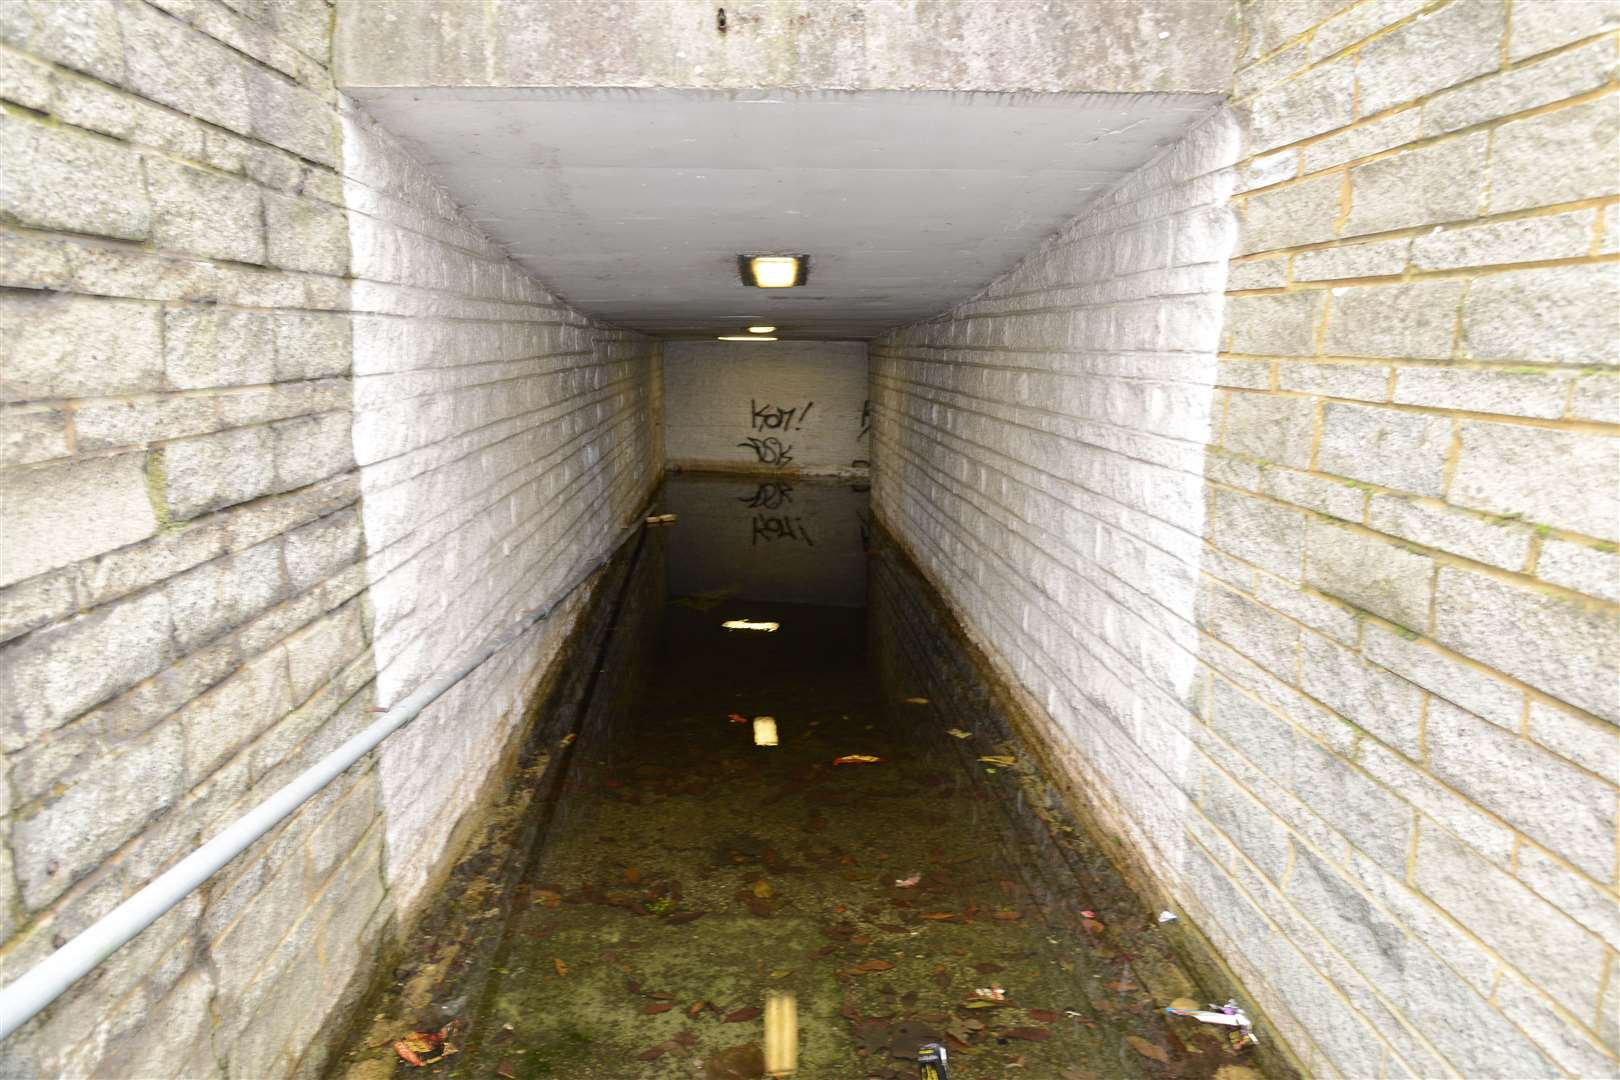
left=330, top=474, right=1273, bottom=1080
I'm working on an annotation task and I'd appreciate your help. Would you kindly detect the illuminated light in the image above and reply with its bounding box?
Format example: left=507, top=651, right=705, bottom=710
left=717, top=335, right=777, bottom=341
left=722, top=619, right=779, bottom=632
left=764, top=991, right=799, bottom=1075
left=739, top=254, right=809, bottom=288
left=748, top=325, right=777, bottom=334
left=752, top=716, right=779, bottom=747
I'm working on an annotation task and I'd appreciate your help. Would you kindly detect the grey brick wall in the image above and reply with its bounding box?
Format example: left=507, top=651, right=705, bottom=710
left=871, top=4, right=1619, bottom=1077
left=0, top=2, right=661, bottom=1075
left=664, top=340, right=869, bottom=475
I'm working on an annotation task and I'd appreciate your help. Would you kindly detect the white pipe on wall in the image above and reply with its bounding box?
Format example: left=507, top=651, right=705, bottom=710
left=0, top=521, right=645, bottom=1042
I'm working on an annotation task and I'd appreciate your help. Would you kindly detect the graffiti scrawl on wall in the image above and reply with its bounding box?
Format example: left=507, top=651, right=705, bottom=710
left=737, top=436, right=794, bottom=467
left=738, top=482, right=794, bottom=510
left=751, top=399, right=814, bottom=431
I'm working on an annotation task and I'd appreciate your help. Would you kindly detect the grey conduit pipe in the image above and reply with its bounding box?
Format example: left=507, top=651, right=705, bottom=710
left=0, top=517, right=649, bottom=1042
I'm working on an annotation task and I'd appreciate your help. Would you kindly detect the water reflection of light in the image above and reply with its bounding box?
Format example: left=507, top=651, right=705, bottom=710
left=722, top=619, right=780, bottom=632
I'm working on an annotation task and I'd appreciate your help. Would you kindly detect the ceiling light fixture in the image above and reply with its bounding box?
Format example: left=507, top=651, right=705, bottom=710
left=718, top=335, right=777, bottom=341
left=748, top=325, right=777, bottom=334
left=739, top=254, right=808, bottom=288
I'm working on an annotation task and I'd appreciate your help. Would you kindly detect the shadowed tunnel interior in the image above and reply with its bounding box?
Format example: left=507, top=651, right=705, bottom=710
left=0, top=3, right=1616, bottom=1079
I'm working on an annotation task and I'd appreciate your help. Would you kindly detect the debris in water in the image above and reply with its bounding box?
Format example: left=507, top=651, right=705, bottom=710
left=833, top=754, right=882, bottom=765
left=1127, top=1035, right=1170, bottom=1063
left=1166, top=998, right=1258, bottom=1048
left=392, top=1029, right=456, bottom=1067
left=559, top=732, right=576, bottom=747
left=722, top=619, right=779, bottom=632
left=973, top=986, right=1007, bottom=1002
left=645, top=513, right=678, bottom=525
left=978, top=755, right=1016, bottom=767
left=894, top=873, right=921, bottom=888
left=1158, top=910, right=1178, bottom=923
left=904, top=696, right=930, bottom=704
left=729, top=712, right=750, bottom=723
left=918, top=1042, right=950, bottom=1079
left=1079, top=909, right=1096, bottom=918
left=764, top=991, right=799, bottom=1077
left=945, top=728, right=972, bottom=739
left=753, top=716, right=779, bottom=747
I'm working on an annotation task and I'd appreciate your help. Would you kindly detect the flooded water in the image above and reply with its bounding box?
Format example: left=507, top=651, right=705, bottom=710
left=330, top=474, right=1273, bottom=1080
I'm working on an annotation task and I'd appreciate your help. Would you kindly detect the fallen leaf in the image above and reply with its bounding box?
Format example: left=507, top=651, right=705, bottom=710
left=769, top=968, right=793, bottom=978
left=1127, top=1035, right=1170, bottom=1063
left=494, top=1061, right=517, bottom=1079
left=688, top=1000, right=706, bottom=1017
left=833, top=754, right=883, bottom=765
left=904, top=697, right=929, bottom=704
left=1027, top=1009, right=1059, bottom=1022
left=532, top=889, right=562, bottom=907
left=552, top=957, right=568, bottom=977
left=991, top=910, right=1023, bottom=921
left=723, top=1006, right=762, bottom=1023
left=1001, top=1026, right=1052, bottom=1042
left=752, top=880, right=774, bottom=899
left=973, top=962, right=1006, bottom=974
left=636, top=1040, right=678, bottom=1061
left=642, top=1003, right=674, bottom=1014
left=978, top=754, right=1016, bottom=767
left=848, top=959, right=894, bottom=973
left=945, top=728, right=972, bottom=739
left=623, top=867, right=642, bottom=885
left=665, top=910, right=705, bottom=925
left=922, top=912, right=959, bottom=921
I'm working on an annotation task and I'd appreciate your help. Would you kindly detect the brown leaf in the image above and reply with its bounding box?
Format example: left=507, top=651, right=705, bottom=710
left=723, top=1006, right=763, bottom=1023
left=494, top=1062, right=517, bottom=1079
left=922, top=912, right=959, bottom=921
left=973, top=962, right=1006, bottom=974
left=848, top=959, right=894, bottom=973
left=642, top=1003, right=674, bottom=1014
left=1027, top=1009, right=1059, bottom=1022
left=1127, top=1035, right=1170, bottom=1063
left=636, top=1040, right=678, bottom=1061
left=623, top=867, right=642, bottom=884
left=990, top=910, right=1023, bottom=921
left=752, top=880, right=773, bottom=898
left=552, top=957, right=568, bottom=977
left=687, top=1000, right=706, bottom=1018
left=1001, top=1026, right=1052, bottom=1042
left=665, top=910, right=705, bottom=925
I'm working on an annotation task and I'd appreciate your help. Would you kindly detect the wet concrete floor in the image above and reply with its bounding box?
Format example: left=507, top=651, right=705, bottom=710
left=330, top=474, right=1269, bottom=1080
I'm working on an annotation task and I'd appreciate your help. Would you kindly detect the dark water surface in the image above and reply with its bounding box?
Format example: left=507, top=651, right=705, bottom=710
left=330, top=474, right=1269, bottom=1080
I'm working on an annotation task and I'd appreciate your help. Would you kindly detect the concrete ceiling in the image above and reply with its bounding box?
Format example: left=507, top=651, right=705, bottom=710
left=351, top=88, right=1219, bottom=339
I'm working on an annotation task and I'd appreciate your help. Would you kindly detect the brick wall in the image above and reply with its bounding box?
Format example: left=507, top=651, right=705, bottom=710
left=871, top=3, right=1619, bottom=1077
left=343, top=101, right=663, bottom=912
left=0, top=2, right=660, bottom=1075
left=664, top=339, right=869, bottom=475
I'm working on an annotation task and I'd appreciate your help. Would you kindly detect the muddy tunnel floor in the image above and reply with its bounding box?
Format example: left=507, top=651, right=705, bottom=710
left=329, top=474, right=1269, bottom=1080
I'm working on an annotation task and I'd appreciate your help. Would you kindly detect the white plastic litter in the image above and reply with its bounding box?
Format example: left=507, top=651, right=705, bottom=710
left=1158, top=910, right=1178, bottom=923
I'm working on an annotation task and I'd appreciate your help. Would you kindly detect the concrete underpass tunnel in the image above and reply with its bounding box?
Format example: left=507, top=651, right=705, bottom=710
left=0, top=2, right=1617, bottom=1078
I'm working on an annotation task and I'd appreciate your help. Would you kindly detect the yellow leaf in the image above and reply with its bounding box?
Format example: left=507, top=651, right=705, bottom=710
left=553, top=957, right=568, bottom=977
left=752, top=880, right=774, bottom=899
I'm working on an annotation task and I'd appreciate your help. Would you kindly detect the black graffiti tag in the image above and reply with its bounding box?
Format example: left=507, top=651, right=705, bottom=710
left=737, top=436, right=794, bottom=468
left=751, top=399, right=814, bottom=432
left=859, top=398, right=872, bottom=439
left=738, top=482, right=794, bottom=509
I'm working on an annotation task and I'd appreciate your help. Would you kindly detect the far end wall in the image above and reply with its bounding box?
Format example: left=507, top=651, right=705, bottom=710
left=664, top=340, right=870, bottom=475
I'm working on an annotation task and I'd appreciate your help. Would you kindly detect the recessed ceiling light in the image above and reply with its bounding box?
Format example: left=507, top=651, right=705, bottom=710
left=739, top=254, right=808, bottom=288
left=718, top=335, right=777, bottom=341
left=748, top=325, right=777, bottom=334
